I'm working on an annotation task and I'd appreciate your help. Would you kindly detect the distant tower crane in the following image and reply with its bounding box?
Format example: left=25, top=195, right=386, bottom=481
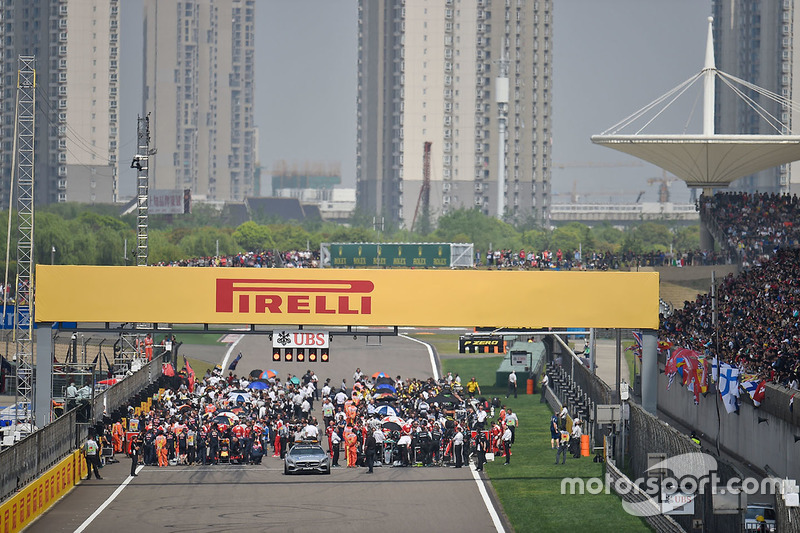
left=646, top=170, right=679, bottom=203
left=411, top=141, right=432, bottom=233
left=551, top=160, right=646, bottom=203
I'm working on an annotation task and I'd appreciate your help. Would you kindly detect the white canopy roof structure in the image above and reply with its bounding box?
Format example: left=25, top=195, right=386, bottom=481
left=592, top=17, right=800, bottom=191
left=591, top=135, right=800, bottom=188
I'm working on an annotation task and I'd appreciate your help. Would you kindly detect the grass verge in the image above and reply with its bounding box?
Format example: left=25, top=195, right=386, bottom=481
left=442, top=356, right=651, bottom=533
left=416, top=333, right=462, bottom=358
left=184, top=357, right=216, bottom=378
left=176, top=332, right=229, bottom=346
left=623, top=341, right=638, bottom=385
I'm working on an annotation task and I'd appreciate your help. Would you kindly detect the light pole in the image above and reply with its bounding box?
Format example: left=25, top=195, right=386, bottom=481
left=50, top=246, right=55, bottom=265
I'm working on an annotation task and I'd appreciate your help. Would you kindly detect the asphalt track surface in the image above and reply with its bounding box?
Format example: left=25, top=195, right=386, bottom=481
left=30, top=329, right=508, bottom=533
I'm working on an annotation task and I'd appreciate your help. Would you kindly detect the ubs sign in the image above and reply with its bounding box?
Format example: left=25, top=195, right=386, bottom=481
left=272, top=330, right=330, bottom=349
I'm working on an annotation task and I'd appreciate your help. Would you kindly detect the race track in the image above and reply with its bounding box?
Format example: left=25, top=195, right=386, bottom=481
left=30, top=330, right=507, bottom=533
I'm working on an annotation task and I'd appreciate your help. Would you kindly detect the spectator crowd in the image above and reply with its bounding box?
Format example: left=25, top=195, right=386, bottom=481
left=477, top=248, right=730, bottom=271
left=153, top=249, right=319, bottom=269
left=663, top=192, right=800, bottom=388
left=701, top=191, right=800, bottom=267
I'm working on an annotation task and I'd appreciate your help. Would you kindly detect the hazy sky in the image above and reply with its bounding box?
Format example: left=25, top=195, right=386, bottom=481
left=120, top=0, right=713, bottom=204
left=551, top=0, right=712, bottom=204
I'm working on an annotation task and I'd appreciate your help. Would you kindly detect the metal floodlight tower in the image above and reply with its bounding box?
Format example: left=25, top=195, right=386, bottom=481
left=14, top=56, right=36, bottom=423
left=495, top=53, right=509, bottom=220
left=133, top=114, right=151, bottom=266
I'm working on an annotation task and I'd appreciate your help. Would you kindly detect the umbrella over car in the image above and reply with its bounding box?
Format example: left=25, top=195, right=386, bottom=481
left=375, top=405, right=397, bottom=417
left=381, top=415, right=405, bottom=432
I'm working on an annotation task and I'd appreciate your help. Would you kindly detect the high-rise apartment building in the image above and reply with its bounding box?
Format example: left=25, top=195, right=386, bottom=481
left=713, top=0, right=800, bottom=194
left=357, top=0, right=552, bottom=229
left=143, top=0, right=256, bottom=202
left=0, top=0, right=120, bottom=205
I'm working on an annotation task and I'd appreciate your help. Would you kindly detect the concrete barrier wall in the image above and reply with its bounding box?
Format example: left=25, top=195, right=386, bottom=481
left=657, top=371, right=800, bottom=481
left=650, top=264, right=739, bottom=283
left=0, top=448, right=87, bottom=533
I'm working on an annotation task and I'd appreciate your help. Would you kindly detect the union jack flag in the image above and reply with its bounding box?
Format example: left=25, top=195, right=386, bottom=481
left=626, top=331, right=643, bottom=359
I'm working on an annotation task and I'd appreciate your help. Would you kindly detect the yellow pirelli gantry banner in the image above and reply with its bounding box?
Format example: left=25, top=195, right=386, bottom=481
left=36, top=266, right=660, bottom=329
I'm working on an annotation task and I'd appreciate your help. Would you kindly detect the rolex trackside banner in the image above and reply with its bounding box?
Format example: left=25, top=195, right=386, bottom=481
left=35, top=266, right=659, bottom=329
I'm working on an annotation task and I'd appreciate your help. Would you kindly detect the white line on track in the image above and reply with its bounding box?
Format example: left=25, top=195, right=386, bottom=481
left=73, top=465, right=144, bottom=533
left=470, top=464, right=506, bottom=533
left=399, top=334, right=439, bottom=380
left=401, top=333, right=503, bottom=531
left=219, top=334, right=245, bottom=371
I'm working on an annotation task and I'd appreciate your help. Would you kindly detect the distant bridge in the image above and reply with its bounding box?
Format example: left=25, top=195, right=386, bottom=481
left=549, top=202, right=698, bottom=223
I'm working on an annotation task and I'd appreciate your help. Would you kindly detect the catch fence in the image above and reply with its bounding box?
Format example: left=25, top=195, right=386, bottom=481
left=627, top=402, right=742, bottom=533
left=0, top=353, right=164, bottom=502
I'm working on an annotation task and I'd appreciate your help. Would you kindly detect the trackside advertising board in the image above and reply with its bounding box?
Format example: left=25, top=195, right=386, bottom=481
left=35, top=266, right=659, bottom=329
left=328, top=243, right=451, bottom=268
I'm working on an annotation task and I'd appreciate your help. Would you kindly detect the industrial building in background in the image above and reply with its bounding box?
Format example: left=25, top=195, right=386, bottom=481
left=270, top=161, right=356, bottom=224
left=713, top=0, right=800, bottom=194
left=0, top=0, right=120, bottom=205
left=356, top=0, right=553, bottom=229
left=143, top=0, right=256, bottom=202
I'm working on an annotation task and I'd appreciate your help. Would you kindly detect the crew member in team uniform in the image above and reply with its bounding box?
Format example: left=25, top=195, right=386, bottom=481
left=345, top=429, right=358, bottom=467
left=155, top=430, right=168, bottom=467
left=129, top=435, right=141, bottom=477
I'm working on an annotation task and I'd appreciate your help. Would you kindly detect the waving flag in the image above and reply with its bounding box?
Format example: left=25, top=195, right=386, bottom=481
left=717, top=362, right=740, bottom=414
left=741, top=377, right=766, bottom=407
left=103, top=353, right=114, bottom=379
left=626, top=331, right=643, bottom=359
left=184, top=356, right=196, bottom=392
left=228, top=352, right=243, bottom=371
left=666, top=348, right=706, bottom=403
left=694, top=354, right=709, bottom=396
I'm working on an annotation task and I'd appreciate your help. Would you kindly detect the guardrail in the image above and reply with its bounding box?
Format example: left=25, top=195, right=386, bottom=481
left=91, top=353, right=165, bottom=422
left=0, top=410, right=82, bottom=503
left=0, top=352, right=165, bottom=503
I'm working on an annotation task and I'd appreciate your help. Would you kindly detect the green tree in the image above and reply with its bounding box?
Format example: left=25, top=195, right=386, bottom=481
left=232, top=221, right=274, bottom=251
left=320, top=225, right=377, bottom=244
left=592, top=222, right=624, bottom=252
left=180, top=227, right=237, bottom=257
left=35, top=212, right=71, bottom=265
left=621, top=222, right=673, bottom=253
left=270, top=224, right=312, bottom=251
left=673, top=225, right=700, bottom=251
left=551, top=222, right=593, bottom=254
left=434, top=208, right=520, bottom=251
left=148, top=230, right=184, bottom=264
left=77, top=211, right=128, bottom=232
left=348, top=208, right=379, bottom=230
